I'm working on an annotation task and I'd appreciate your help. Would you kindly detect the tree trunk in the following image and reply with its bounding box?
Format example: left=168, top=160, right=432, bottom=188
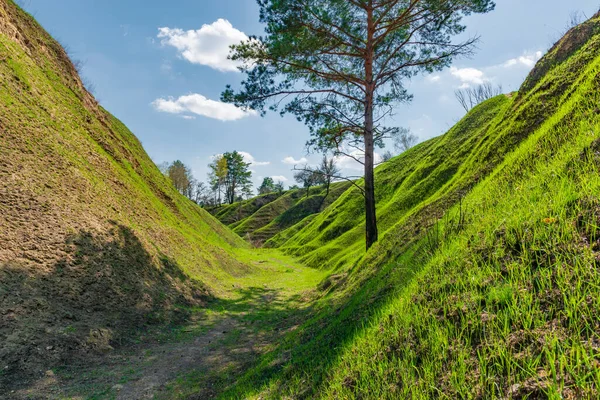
left=364, top=2, right=378, bottom=250
left=364, top=99, right=378, bottom=250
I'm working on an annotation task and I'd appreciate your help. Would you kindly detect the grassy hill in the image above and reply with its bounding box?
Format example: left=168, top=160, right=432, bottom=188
left=210, top=182, right=351, bottom=246
left=218, top=12, right=600, bottom=399
left=0, top=0, right=253, bottom=383
left=3, top=0, right=600, bottom=397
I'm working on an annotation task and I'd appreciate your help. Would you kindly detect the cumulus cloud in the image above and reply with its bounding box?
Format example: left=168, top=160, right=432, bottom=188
left=282, top=156, right=308, bottom=165
left=450, top=67, right=487, bottom=86
left=427, top=75, right=442, bottom=83
left=157, top=19, right=248, bottom=72
left=152, top=94, right=256, bottom=121
left=502, top=51, right=543, bottom=69
left=239, top=151, right=270, bottom=166
left=271, top=175, right=289, bottom=182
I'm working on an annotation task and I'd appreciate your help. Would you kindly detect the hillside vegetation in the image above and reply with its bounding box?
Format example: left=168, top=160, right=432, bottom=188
left=0, top=0, right=252, bottom=384
left=2, top=0, right=600, bottom=398
left=218, top=11, right=600, bottom=399
left=210, top=181, right=351, bottom=245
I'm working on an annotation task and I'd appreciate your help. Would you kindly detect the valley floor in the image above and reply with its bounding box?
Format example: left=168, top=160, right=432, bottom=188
left=8, top=250, right=326, bottom=400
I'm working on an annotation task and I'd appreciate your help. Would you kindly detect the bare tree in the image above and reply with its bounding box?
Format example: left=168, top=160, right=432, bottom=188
left=455, top=82, right=503, bottom=112
left=294, top=168, right=319, bottom=198
left=315, top=155, right=341, bottom=197
left=569, top=11, right=585, bottom=28
left=382, top=150, right=394, bottom=162
left=393, top=128, right=418, bottom=153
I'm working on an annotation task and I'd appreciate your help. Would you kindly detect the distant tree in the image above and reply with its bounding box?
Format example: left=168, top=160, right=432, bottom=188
left=242, top=184, right=254, bottom=200
left=167, top=160, right=193, bottom=197
left=203, top=186, right=219, bottom=207
left=274, top=181, right=285, bottom=194
left=191, top=181, right=209, bottom=205
left=315, top=155, right=341, bottom=197
left=567, top=11, right=586, bottom=29
left=294, top=168, right=319, bottom=198
left=455, top=82, right=503, bottom=112
left=223, top=151, right=253, bottom=204
left=257, top=177, right=277, bottom=194
left=393, top=128, right=419, bottom=153
left=223, top=0, right=495, bottom=249
left=209, top=155, right=229, bottom=204
left=288, top=184, right=300, bottom=191
left=382, top=150, right=394, bottom=162
left=157, top=161, right=170, bottom=175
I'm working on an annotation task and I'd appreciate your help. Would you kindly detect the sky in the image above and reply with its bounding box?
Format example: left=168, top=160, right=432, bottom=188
left=19, top=0, right=600, bottom=189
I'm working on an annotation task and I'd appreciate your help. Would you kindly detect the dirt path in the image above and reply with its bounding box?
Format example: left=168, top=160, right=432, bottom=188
left=116, top=317, right=241, bottom=399
left=9, top=251, right=322, bottom=400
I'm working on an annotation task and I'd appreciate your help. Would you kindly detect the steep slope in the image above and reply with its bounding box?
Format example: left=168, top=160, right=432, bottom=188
left=320, top=15, right=600, bottom=398
left=270, top=93, right=511, bottom=269
left=211, top=182, right=351, bottom=245
left=0, top=0, right=249, bottom=383
left=211, top=192, right=284, bottom=226
left=223, top=12, right=600, bottom=399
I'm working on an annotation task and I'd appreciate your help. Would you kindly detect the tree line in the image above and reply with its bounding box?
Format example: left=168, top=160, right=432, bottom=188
left=159, top=151, right=254, bottom=206
left=159, top=152, right=350, bottom=207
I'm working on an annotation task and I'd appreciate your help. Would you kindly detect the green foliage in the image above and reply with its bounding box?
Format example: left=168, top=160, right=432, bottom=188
left=220, top=13, right=600, bottom=398
left=4, top=1, right=600, bottom=398
left=211, top=182, right=351, bottom=246
left=166, top=160, right=194, bottom=197
left=224, top=0, right=496, bottom=249
left=223, top=151, right=253, bottom=204
left=0, top=0, right=255, bottom=381
left=257, top=176, right=277, bottom=195
left=224, top=0, right=495, bottom=146
left=209, top=154, right=229, bottom=204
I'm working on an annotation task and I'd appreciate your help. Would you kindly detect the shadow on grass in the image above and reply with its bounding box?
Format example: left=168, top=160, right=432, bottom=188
left=217, top=250, right=425, bottom=399
left=0, top=221, right=208, bottom=394
left=159, top=286, right=319, bottom=398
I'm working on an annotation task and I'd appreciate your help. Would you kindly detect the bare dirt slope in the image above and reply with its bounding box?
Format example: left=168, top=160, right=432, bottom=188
left=0, top=0, right=251, bottom=388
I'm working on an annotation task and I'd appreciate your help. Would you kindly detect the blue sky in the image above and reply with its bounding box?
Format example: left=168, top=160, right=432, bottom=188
left=20, top=0, right=600, bottom=188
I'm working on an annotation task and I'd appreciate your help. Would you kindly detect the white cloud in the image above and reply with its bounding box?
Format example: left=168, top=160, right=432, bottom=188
left=271, top=175, right=289, bottom=182
left=181, top=115, right=196, bottom=120
left=450, top=67, right=487, bottom=86
left=282, top=156, right=308, bottom=165
left=239, top=151, right=270, bottom=166
left=502, top=51, right=543, bottom=69
left=427, top=75, right=442, bottom=83
left=152, top=93, right=256, bottom=121
left=157, top=19, right=247, bottom=72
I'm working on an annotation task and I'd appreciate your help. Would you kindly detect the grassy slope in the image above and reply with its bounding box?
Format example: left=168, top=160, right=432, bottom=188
left=222, top=13, right=600, bottom=399
left=211, top=182, right=351, bottom=245
left=210, top=192, right=284, bottom=226
left=272, top=94, right=511, bottom=271
left=0, top=0, right=251, bottom=382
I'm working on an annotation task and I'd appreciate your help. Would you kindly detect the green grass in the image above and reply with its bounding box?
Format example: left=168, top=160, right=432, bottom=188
left=3, top=0, right=600, bottom=398
left=211, top=182, right=351, bottom=246
left=0, top=0, right=253, bottom=383
left=215, top=13, right=600, bottom=398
